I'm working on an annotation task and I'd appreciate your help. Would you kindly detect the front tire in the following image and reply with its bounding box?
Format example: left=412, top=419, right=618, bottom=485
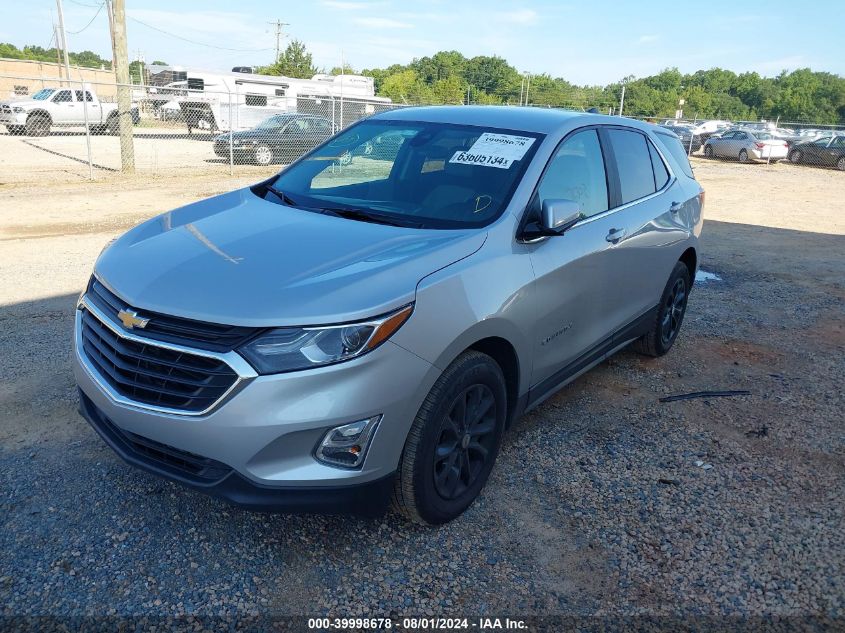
left=837, top=156, right=845, bottom=171
left=704, top=145, right=714, bottom=158
left=633, top=261, right=691, bottom=358
left=7, top=125, right=24, bottom=136
left=25, top=114, right=50, bottom=137
left=393, top=351, right=507, bottom=525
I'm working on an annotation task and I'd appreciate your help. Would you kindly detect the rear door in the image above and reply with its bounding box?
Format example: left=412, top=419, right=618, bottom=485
left=74, top=90, right=100, bottom=123
left=598, top=127, right=691, bottom=336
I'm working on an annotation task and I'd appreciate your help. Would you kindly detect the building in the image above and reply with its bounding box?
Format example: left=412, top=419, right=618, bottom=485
left=0, top=58, right=117, bottom=101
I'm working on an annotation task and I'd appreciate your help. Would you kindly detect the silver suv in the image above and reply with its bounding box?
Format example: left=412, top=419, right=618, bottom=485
left=73, top=106, right=703, bottom=525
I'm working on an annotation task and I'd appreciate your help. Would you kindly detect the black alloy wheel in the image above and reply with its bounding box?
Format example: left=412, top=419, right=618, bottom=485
left=432, top=384, right=497, bottom=500
left=660, top=277, right=687, bottom=347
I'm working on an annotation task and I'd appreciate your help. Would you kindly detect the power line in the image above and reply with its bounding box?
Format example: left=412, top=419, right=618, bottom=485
left=67, top=1, right=105, bottom=35
left=128, top=16, right=274, bottom=52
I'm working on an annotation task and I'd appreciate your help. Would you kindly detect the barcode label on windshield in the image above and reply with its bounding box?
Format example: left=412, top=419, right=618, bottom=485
left=448, top=133, right=535, bottom=169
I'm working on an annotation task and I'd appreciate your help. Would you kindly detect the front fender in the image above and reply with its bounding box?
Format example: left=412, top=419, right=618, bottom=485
left=390, top=236, right=535, bottom=401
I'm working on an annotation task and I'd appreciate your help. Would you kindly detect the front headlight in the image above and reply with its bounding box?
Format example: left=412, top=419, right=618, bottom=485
left=238, top=304, right=413, bottom=374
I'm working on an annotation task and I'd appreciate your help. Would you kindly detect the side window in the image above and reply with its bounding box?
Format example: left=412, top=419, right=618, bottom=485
left=735, top=132, right=748, bottom=140
left=654, top=131, right=694, bottom=179
left=536, top=129, right=608, bottom=218
left=648, top=140, right=670, bottom=190
left=74, top=90, right=94, bottom=102
left=53, top=90, right=72, bottom=102
left=245, top=93, right=267, bottom=107
left=606, top=129, right=656, bottom=204
left=312, top=119, right=331, bottom=133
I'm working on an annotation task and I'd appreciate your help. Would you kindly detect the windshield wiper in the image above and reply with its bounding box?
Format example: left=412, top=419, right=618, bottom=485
left=263, top=184, right=298, bottom=207
left=313, top=206, right=422, bottom=228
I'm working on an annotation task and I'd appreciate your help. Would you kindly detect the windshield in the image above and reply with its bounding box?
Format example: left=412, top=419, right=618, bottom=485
left=264, top=119, right=544, bottom=229
left=256, top=115, right=289, bottom=130
left=32, top=89, right=55, bottom=101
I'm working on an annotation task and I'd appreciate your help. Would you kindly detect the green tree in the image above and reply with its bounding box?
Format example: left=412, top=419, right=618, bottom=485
left=256, top=39, right=320, bottom=78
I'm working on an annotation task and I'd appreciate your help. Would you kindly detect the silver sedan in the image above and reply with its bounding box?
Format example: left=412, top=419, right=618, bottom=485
left=704, top=129, right=789, bottom=163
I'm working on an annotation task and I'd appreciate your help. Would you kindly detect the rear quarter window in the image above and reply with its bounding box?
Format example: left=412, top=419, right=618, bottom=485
left=654, top=131, right=695, bottom=179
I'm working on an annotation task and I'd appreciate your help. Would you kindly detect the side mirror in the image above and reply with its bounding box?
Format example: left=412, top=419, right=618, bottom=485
left=540, top=198, right=582, bottom=234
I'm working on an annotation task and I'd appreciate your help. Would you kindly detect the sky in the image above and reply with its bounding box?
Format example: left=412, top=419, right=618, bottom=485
left=2, top=0, right=843, bottom=85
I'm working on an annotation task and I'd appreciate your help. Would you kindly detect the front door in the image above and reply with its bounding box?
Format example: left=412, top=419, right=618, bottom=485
left=51, top=89, right=79, bottom=124
left=527, top=128, right=619, bottom=389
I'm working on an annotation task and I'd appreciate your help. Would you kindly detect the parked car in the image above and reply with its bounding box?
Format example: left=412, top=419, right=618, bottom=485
left=74, top=107, right=703, bottom=524
left=660, top=125, right=703, bottom=153
left=703, top=129, right=788, bottom=162
left=0, top=86, right=138, bottom=136
left=788, top=135, right=845, bottom=170
left=213, top=113, right=335, bottom=165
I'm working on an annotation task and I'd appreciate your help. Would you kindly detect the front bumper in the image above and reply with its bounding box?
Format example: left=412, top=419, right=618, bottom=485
left=0, top=112, right=27, bottom=126
left=73, top=304, right=439, bottom=513
left=78, top=390, right=396, bottom=516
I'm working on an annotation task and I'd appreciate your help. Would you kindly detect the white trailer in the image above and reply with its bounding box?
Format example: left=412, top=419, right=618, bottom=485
left=142, top=67, right=393, bottom=133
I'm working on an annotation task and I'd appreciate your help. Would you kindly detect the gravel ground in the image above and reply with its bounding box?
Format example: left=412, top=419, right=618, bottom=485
left=0, top=159, right=843, bottom=628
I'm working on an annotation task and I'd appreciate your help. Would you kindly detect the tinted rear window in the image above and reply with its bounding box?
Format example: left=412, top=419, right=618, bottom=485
left=648, top=140, right=670, bottom=190
left=606, top=129, right=655, bottom=204
left=655, top=131, right=695, bottom=179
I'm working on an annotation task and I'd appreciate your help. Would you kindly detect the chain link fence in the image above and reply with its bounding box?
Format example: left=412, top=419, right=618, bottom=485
left=2, top=73, right=844, bottom=185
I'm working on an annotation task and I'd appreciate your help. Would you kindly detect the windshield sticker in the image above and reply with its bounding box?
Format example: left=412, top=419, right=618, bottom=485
left=449, top=133, right=536, bottom=169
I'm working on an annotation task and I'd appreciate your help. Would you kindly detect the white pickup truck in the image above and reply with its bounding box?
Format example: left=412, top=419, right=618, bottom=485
left=0, top=86, right=138, bottom=136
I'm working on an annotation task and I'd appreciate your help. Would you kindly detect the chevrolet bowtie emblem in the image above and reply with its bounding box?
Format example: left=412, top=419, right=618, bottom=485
left=117, top=308, right=150, bottom=330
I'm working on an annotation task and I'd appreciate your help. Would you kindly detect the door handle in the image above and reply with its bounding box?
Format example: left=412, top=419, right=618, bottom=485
left=669, top=201, right=683, bottom=213
left=606, top=228, right=627, bottom=243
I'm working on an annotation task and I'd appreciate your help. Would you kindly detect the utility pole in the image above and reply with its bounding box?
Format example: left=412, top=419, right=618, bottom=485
left=268, top=20, right=288, bottom=63
left=105, top=0, right=116, bottom=68
left=524, top=72, right=531, bottom=106
left=53, top=25, right=63, bottom=68
left=110, top=0, right=135, bottom=172
left=136, top=49, right=145, bottom=87
left=55, top=0, right=72, bottom=82
left=619, top=84, right=626, bottom=117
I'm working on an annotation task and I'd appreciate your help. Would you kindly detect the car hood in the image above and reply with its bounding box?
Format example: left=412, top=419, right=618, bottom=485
left=0, top=99, right=38, bottom=109
left=95, top=188, right=486, bottom=326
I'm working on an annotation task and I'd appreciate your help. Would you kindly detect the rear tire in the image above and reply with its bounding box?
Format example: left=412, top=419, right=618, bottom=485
left=6, top=125, right=24, bottom=136
left=789, top=150, right=803, bottom=164
left=704, top=145, right=714, bottom=158
left=393, top=351, right=507, bottom=525
left=738, top=149, right=749, bottom=163
left=106, top=115, right=119, bottom=135
left=837, top=156, right=845, bottom=171
left=254, top=144, right=273, bottom=166
left=633, top=261, right=691, bottom=358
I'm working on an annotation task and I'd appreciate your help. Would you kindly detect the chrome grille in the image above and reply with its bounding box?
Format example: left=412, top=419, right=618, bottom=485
left=79, top=308, right=239, bottom=413
left=86, top=278, right=260, bottom=352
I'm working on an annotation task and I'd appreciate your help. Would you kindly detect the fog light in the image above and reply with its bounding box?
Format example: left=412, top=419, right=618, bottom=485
left=315, top=416, right=381, bottom=469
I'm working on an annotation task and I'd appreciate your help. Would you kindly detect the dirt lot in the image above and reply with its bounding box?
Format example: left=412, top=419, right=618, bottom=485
left=0, top=146, right=843, bottom=624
